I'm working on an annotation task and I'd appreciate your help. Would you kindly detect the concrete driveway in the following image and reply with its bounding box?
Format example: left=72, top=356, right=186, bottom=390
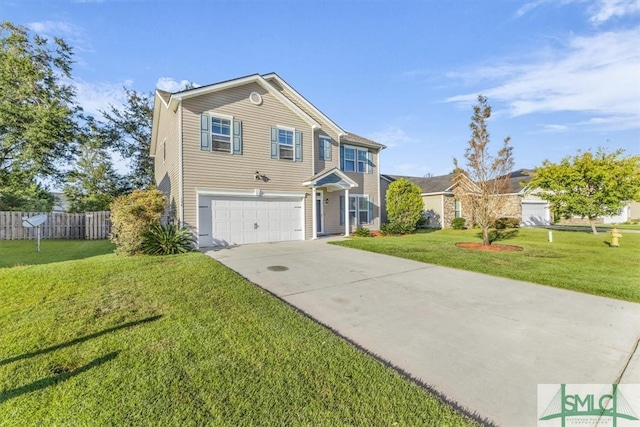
left=205, top=238, right=640, bottom=426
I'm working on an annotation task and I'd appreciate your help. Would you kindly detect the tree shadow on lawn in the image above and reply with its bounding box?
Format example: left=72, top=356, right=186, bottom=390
left=476, top=229, right=519, bottom=244
left=0, top=351, right=119, bottom=404
left=0, top=315, right=161, bottom=367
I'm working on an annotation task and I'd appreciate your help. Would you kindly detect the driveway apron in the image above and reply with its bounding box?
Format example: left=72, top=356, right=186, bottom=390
left=205, top=238, right=640, bottom=426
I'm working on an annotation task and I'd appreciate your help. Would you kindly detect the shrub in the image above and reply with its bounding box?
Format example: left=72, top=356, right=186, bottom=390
left=493, top=217, right=520, bottom=229
left=110, top=189, right=166, bottom=255
left=142, top=223, right=195, bottom=255
left=353, top=227, right=372, bottom=237
left=380, top=220, right=413, bottom=236
left=385, top=179, right=424, bottom=233
left=451, top=217, right=466, bottom=230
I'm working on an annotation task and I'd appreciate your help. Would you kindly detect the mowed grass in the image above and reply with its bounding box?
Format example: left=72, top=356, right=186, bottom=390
left=333, top=228, right=640, bottom=303
left=0, top=239, right=116, bottom=267
left=0, top=241, right=477, bottom=426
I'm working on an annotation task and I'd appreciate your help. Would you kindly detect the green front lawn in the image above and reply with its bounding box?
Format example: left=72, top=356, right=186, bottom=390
left=0, top=241, right=476, bottom=426
left=333, top=228, right=640, bottom=303
left=0, top=239, right=116, bottom=268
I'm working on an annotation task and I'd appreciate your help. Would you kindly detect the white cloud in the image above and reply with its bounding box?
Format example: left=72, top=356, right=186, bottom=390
left=156, top=77, right=198, bottom=93
left=367, top=127, right=417, bottom=148
left=589, top=0, right=640, bottom=23
left=445, top=28, right=640, bottom=131
left=27, top=20, right=79, bottom=35
left=70, top=78, right=132, bottom=117
left=540, top=124, right=569, bottom=132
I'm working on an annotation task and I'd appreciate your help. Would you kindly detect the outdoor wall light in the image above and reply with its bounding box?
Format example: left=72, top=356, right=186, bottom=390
left=254, top=171, right=263, bottom=180
left=325, top=198, right=329, bottom=205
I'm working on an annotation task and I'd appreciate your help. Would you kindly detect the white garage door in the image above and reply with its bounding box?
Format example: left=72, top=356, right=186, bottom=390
left=198, top=196, right=303, bottom=247
left=522, top=202, right=550, bottom=226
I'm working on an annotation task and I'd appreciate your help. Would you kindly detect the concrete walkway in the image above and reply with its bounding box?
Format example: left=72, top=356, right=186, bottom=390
left=205, top=238, right=640, bottom=426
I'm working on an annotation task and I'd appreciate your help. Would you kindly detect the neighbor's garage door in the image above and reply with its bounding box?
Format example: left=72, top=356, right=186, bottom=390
left=521, top=201, right=550, bottom=226
left=198, top=196, right=303, bottom=247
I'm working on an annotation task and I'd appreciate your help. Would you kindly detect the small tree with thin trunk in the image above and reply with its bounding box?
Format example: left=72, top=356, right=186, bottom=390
left=453, top=95, right=515, bottom=246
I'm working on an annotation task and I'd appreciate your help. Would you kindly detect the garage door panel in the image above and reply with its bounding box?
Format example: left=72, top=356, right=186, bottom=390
left=201, top=196, right=303, bottom=246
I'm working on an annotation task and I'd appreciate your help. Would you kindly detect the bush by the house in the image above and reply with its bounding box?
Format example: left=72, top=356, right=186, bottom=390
left=380, top=220, right=414, bottom=236
left=142, top=223, right=195, bottom=255
left=451, top=217, right=467, bottom=230
left=110, top=189, right=165, bottom=255
left=493, top=217, right=520, bottom=229
left=353, top=227, right=372, bottom=237
left=385, top=178, right=424, bottom=233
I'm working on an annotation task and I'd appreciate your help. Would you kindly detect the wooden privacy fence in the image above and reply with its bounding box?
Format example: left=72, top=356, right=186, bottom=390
left=0, top=211, right=111, bottom=240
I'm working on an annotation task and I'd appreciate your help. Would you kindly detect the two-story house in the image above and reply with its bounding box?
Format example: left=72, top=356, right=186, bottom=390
left=150, top=73, right=385, bottom=247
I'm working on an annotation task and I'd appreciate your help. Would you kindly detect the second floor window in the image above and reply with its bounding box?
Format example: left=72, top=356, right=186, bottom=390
left=271, top=126, right=303, bottom=162
left=340, top=145, right=372, bottom=173
left=211, top=117, right=231, bottom=152
left=278, top=128, right=294, bottom=160
left=200, top=113, right=242, bottom=155
left=319, top=136, right=332, bottom=161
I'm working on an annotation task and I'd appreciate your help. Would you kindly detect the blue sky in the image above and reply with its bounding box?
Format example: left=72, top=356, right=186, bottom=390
left=3, top=0, right=639, bottom=177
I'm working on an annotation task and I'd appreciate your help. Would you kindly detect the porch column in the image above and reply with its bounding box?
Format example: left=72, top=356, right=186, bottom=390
left=311, top=187, right=318, bottom=239
left=344, top=188, right=350, bottom=236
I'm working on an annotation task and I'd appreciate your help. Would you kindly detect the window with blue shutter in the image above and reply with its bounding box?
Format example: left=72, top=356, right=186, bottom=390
left=368, top=196, right=374, bottom=224
left=271, top=126, right=301, bottom=161
left=340, top=145, right=371, bottom=174
left=340, top=195, right=345, bottom=225
left=319, top=136, right=331, bottom=161
left=201, top=113, right=239, bottom=154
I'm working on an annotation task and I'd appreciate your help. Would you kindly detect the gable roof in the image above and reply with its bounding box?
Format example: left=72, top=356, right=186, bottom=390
left=384, top=173, right=457, bottom=194
left=384, top=169, right=534, bottom=195
left=150, top=72, right=385, bottom=155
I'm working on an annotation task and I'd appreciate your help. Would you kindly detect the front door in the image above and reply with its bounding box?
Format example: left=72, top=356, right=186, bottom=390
left=315, top=195, right=324, bottom=234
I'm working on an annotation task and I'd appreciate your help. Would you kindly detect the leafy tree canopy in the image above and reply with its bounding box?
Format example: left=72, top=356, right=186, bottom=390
left=63, top=119, right=130, bottom=212
left=101, top=89, right=154, bottom=190
left=0, top=21, right=80, bottom=190
left=528, top=148, right=640, bottom=234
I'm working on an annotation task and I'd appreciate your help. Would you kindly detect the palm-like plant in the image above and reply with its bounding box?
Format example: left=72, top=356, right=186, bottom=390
left=141, top=223, right=195, bottom=255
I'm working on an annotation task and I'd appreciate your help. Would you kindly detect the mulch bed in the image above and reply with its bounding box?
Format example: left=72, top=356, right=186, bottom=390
left=455, top=242, right=523, bottom=251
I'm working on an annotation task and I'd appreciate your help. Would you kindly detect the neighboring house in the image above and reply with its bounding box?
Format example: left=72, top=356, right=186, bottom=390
left=151, top=73, right=385, bottom=247
left=381, top=169, right=550, bottom=228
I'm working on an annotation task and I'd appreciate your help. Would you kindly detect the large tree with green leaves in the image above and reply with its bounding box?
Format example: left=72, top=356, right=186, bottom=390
left=0, top=21, right=80, bottom=206
left=63, top=119, right=129, bottom=212
left=453, top=95, right=515, bottom=246
left=101, top=89, right=154, bottom=189
left=529, top=148, right=640, bottom=234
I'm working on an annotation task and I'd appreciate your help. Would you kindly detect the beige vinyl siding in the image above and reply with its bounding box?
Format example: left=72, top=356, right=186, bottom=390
left=314, top=130, right=340, bottom=174
left=154, top=101, right=181, bottom=222
left=422, top=195, right=444, bottom=228
left=181, top=82, right=313, bottom=238
left=344, top=149, right=381, bottom=231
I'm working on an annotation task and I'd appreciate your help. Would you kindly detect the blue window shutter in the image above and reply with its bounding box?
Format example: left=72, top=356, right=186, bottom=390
left=270, top=127, right=278, bottom=159
left=340, top=146, right=345, bottom=170
left=368, top=196, right=374, bottom=224
left=232, top=120, right=242, bottom=154
left=295, top=131, right=303, bottom=162
left=367, top=151, right=373, bottom=174
left=200, top=114, right=210, bottom=150
left=319, top=138, right=325, bottom=160
left=339, top=195, right=345, bottom=225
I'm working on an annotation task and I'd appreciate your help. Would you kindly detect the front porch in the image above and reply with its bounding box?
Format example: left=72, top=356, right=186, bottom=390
left=303, top=168, right=359, bottom=239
